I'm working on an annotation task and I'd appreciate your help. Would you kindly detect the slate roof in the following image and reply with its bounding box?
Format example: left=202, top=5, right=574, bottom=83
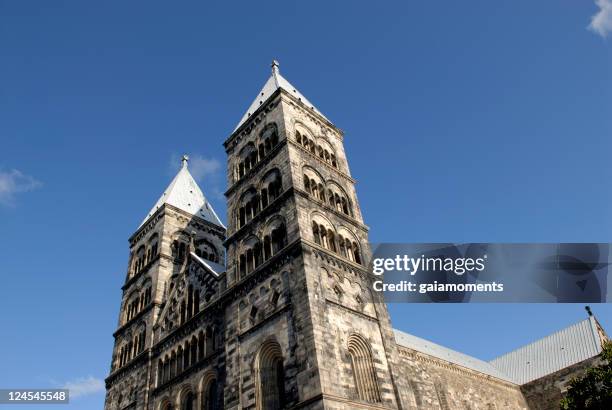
left=233, top=60, right=328, bottom=132
left=140, top=157, right=225, bottom=229
left=393, top=329, right=515, bottom=383
left=489, top=316, right=606, bottom=384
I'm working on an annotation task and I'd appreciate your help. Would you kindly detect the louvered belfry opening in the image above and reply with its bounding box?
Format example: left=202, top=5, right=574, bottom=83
left=348, top=334, right=381, bottom=403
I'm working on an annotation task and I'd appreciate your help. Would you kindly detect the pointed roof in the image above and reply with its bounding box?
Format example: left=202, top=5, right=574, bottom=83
left=233, top=60, right=328, bottom=132
left=139, top=155, right=225, bottom=229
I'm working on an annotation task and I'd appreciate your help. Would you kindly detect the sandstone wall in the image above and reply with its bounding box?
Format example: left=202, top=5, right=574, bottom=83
left=396, top=346, right=529, bottom=410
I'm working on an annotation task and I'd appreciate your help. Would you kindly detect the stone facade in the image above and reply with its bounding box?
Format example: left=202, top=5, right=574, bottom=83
left=396, top=346, right=528, bottom=409
left=104, top=64, right=603, bottom=410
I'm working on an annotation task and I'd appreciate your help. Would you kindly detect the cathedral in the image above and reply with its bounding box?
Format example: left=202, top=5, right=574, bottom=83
left=104, top=62, right=608, bottom=410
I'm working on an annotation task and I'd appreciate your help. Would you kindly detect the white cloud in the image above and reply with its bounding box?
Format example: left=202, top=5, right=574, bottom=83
left=188, top=155, right=222, bottom=182
left=589, top=0, right=612, bottom=37
left=169, top=153, right=221, bottom=182
left=0, top=169, right=41, bottom=206
left=62, top=376, right=104, bottom=399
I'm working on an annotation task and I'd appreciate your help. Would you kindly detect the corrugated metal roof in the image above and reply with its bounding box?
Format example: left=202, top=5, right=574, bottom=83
left=233, top=61, right=328, bottom=132
left=140, top=158, right=225, bottom=229
left=489, top=317, right=603, bottom=384
left=393, top=329, right=515, bottom=383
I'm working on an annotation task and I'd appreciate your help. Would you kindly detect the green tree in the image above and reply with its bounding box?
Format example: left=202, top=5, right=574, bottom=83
left=560, top=341, right=612, bottom=409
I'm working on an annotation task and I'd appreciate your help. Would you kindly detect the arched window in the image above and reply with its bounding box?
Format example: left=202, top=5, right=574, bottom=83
left=170, top=351, right=177, bottom=379
left=149, top=233, right=159, bottom=261
left=263, top=235, right=272, bottom=260
left=317, top=183, right=325, bottom=202
left=157, top=359, right=165, bottom=386
left=193, top=291, right=200, bottom=316
left=190, top=336, right=198, bottom=366
left=187, top=285, right=194, bottom=320
left=303, top=175, right=311, bottom=194
left=239, top=236, right=262, bottom=277
left=135, top=246, right=145, bottom=273
left=260, top=187, right=269, bottom=209
left=202, top=378, right=218, bottom=410
left=327, top=229, right=337, bottom=252
left=262, top=124, right=279, bottom=151
left=182, top=391, right=195, bottom=410
left=261, top=169, right=282, bottom=202
left=180, top=300, right=186, bottom=325
left=312, top=222, right=320, bottom=245
left=137, top=325, right=146, bottom=353
left=255, top=341, right=285, bottom=410
left=238, top=143, right=257, bottom=176
left=348, top=334, right=381, bottom=403
left=205, top=326, right=215, bottom=356
left=183, top=340, right=190, bottom=370
left=198, top=331, right=205, bottom=360
left=271, top=224, right=287, bottom=254
left=163, top=355, right=170, bottom=383
left=353, top=242, right=362, bottom=265
left=239, top=254, right=246, bottom=278
left=178, top=345, right=185, bottom=373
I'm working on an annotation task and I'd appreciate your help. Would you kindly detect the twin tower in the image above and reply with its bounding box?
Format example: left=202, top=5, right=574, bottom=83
left=104, top=62, right=413, bottom=410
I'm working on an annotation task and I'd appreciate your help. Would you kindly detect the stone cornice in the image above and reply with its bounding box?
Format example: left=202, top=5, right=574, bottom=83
left=113, top=303, right=157, bottom=338
left=279, top=89, right=344, bottom=139
left=105, top=349, right=149, bottom=387
left=224, top=186, right=293, bottom=244
left=303, top=239, right=371, bottom=276
left=326, top=298, right=379, bottom=322
left=293, top=392, right=392, bottom=410
left=237, top=304, right=291, bottom=340
left=293, top=187, right=369, bottom=232
left=122, top=254, right=161, bottom=291
left=396, top=346, right=519, bottom=389
left=151, top=349, right=223, bottom=395
left=129, top=204, right=226, bottom=245
left=288, top=138, right=355, bottom=184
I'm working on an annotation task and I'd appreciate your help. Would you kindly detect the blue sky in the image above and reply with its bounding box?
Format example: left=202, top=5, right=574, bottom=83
left=0, top=1, right=611, bottom=408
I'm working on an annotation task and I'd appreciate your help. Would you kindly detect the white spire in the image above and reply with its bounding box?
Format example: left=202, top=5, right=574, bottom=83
left=139, top=156, right=225, bottom=229
left=233, top=60, right=328, bottom=132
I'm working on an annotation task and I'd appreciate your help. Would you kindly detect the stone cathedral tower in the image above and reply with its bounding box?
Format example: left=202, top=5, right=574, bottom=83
left=105, top=61, right=609, bottom=410
left=221, top=61, right=412, bottom=409
left=105, top=62, right=413, bottom=410
left=104, top=156, right=227, bottom=410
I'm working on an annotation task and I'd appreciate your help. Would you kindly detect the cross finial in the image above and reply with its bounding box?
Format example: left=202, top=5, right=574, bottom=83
left=271, top=59, right=280, bottom=74
left=181, top=154, right=189, bottom=168
left=586, top=305, right=593, bottom=317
